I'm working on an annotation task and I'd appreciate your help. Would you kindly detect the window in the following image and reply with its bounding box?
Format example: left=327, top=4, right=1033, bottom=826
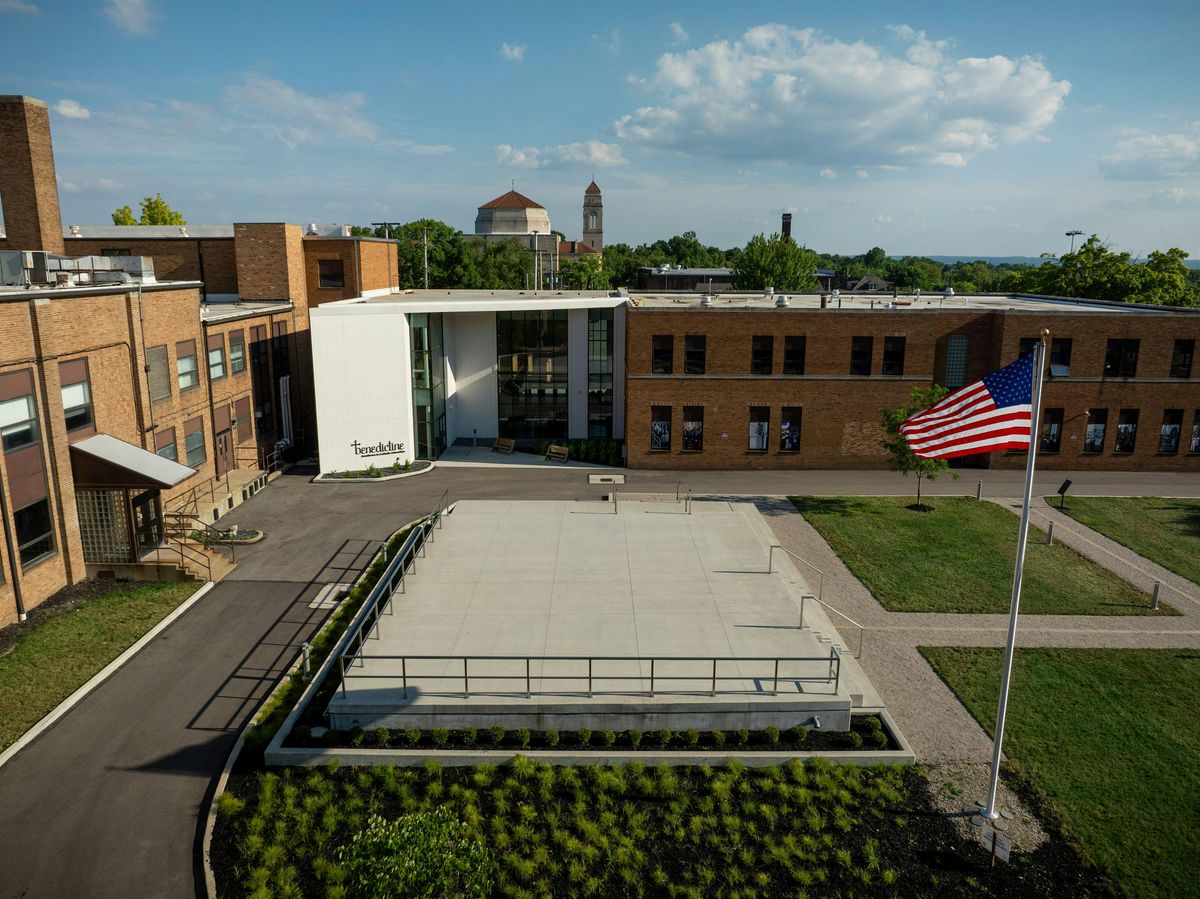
left=850, top=336, right=873, bottom=375
left=147, top=345, right=171, bottom=402
left=1084, top=409, right=1107, bottom=453
left=61, top=380, right=93, bottom=432
left=1049, top=338, right=1072, bottom=373
left=1041, top=408, right=1064, bottom=453
left=1190, top=411, right=1200, bottom=454
left=229, top=331, right=246, bottom=374
left=0, top=394, right=39, bottom=452
left=945, top=335, right=968, bottom=388
left=496, top=310, right=567, bottom=439
left=684, top=335, right=706, bottom=374
left=318, top=259, right=345, bottom=289
left=58, top=359, right=94, bottom=434
left=1170, top=339, right=1194, bottom=379
left=1104, top=339, right=1139, bottom=378
left=207, top=335, right=226, bottom=381
left=1114, top=409, right=1139, bottom=453
left=650, top=406, right=671, bottom=450
left=587, top=309, right=614, bottom=438
left=1159, top=409, right=1183, bottom=454
left=882, top=336, right=906, bottom=376
left=748, top=407, right=769, bottom=451
left=184, top=418, right=206, bottom=466
left=15, top=498, right=54, bottom=567
left=682, top=406, right=704, bottom=451
left=780, top=407, right=802, bottom=452
left=1018, top=337, right=1039, bottom=359
left=154, top=427, right=177, bottom=462
left=651, top=336, right=674, bottom=374
left=176, top=340, right=199, bottom=391
left=235, top=397, right=253, bottom=443
left=751, top=336, right=773, bottom=375
left=783, top=336, right=806, bottom=375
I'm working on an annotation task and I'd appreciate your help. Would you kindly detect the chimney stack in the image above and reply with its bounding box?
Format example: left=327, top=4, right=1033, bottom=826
left=781, top=213, right=793, bottom=241
left=0, top=96, right=65, bottom=254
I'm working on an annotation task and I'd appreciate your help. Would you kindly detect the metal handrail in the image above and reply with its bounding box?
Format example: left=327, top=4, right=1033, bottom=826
left=337, top=649, right=842, bottom=700
left=768, top=543, right=824, bottom=600
left=800, top=593, right=864, bottom=659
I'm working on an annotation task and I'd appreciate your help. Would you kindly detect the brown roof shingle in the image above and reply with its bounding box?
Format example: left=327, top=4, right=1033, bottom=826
left=479, top=190, right=545, bottom=210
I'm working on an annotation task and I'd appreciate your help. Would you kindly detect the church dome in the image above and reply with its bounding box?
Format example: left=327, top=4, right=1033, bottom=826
left=475, top=190, right=552, bottom=234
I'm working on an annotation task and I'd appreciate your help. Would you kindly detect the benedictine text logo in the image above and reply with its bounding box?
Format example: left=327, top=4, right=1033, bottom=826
left=351, top=439, right=405, bottom=458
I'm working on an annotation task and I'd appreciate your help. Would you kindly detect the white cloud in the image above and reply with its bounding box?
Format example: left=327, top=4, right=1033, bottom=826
left=593, top=28, right=621, bottom=54
left=669, top=22, right=688, bottom=44
left=856, top=169, right=869, bottom=178
left=221, top=74, right=378, bottom=149
left=1098, top=127, right=1199, bottom=180
left=615, top=23, right=1070, bottom=169
left=60, top=181, right=80, bottom=192
left=500, top=42, right=525, bottom=63
left=495, top=140, right=627, bottom=169
left=0, top=1, right=40, bottom=14
left=53, top=99, right=91, bottom=119
left=819, top=168, right=837, bottom=179
left=104, top=0, right=158, bottom=36
left=874, top=213, right=892, bottom=224
left=57, top=176, right=124, bottom=191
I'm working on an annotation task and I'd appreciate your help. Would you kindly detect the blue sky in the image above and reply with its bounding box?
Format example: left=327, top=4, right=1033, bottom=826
left=2, top=0, right=1197, bottom=257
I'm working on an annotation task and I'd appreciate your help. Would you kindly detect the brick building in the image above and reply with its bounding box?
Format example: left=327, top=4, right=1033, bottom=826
left=624, top=291, right=1200, bottom=472
left=0, top=94, right=397, bottom=626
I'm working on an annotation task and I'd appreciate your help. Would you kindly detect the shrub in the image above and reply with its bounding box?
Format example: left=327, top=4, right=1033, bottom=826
left=656, top=728, right=673, bottom=748
left=349, top=727, right=366, bottom=748
left=602, top=730, right=617, bottom=747
left=402, top=729, right=421, bottom=747
left=711, top=730, right=726, bottom=746
left=461, top=728, right=477, bottom=746
left=373, top=727, right=391, bottom=748
left=431, top=728, right=450, bottom=748
left=488, top=725, right=506, bottom=746
left=683, top=728, right=701, bottom=748
left=736, top=728, right=750, bottom=745
left=841, top=731, right=864, bottom=750
left=577, top=727, right=592, bottom=747
left=403, top=460, right=413, bottom=472
left=871, top=729, right=889, bottom=748
left=515, top=728, right=531, bottom=748
left=763, top=726, right=781, bottom=746
left=338, top=809, right=492, bottom=899
left=627, top=729, right=643, bottom=749
left=788, top=725, right=808, bottom=745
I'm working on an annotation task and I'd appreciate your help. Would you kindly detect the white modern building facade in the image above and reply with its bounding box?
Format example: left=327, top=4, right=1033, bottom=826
left=311, top=290, right=626, bottom=473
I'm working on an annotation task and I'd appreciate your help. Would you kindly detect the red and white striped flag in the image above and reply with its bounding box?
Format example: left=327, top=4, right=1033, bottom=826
left=900, top=353, right=1035, bottom=459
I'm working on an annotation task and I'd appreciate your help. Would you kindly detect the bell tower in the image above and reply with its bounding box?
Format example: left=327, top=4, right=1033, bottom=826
left=582, top=181, right=603, bottom=252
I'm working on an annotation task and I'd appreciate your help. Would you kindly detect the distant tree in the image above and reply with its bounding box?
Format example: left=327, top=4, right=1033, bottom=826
left=881, top=385, right=958, bottom=510
left=474, top=239, right=534, bottom=289
left=1015, top=236, right=1198, bottom=306
left=559, top=255, right=610, bottom=289
left=112, top=193, right=186, bottom=226
left=862, top=246, right=888, bottom=270
left=732, top=233, right=818, bottom=291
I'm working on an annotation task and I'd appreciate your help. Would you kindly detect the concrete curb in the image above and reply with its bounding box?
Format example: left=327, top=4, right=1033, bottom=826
left=0, top=581, right=215, bottom=772
left=311, top=462, right=435, bottom=484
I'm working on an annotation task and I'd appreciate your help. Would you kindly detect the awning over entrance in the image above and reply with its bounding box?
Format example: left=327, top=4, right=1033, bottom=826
left=70, top=434, right=196, bottom=489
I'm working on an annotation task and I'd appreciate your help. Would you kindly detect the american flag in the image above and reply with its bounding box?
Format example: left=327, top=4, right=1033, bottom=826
left=900, top=353, right=1035, bottom=459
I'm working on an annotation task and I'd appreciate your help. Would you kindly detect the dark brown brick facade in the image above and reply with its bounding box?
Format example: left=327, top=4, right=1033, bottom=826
left=0, top=96, right=64, bottom=255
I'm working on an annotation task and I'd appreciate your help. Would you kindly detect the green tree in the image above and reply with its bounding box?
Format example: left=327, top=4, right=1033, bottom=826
left=559, top=255, right=611, bottom=289
left=732, top=233, right=819, bottom=291
left=111, top=193, right=186, bottom=226
left=1015, top=235, right=1198, bottom=306
left=338, top=809, right=493, bottom=899
left=881, top=385, right=959, bottom=510
left=473, top=239, right=534, bottom=289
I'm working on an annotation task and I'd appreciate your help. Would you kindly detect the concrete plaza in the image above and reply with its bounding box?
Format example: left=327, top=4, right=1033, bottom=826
left=327, top=498, right=880, bottom=732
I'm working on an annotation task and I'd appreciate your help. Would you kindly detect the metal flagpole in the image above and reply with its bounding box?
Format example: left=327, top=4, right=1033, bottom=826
left=982, top=329, right=1049, bottom=821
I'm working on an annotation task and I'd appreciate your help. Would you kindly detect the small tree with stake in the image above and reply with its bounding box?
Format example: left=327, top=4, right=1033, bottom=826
left=881, top=385, right=959, bottom=511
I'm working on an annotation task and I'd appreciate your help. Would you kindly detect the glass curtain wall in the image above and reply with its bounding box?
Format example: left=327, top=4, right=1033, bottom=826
left=587, top=309, right=614, bottom=437
left=411, top=313, right=447, bottom=459
left=497, top=310, right=568, bottom=439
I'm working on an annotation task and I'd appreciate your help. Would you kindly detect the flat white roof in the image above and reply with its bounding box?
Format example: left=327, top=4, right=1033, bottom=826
left=311, top=288, right=626, bottom=316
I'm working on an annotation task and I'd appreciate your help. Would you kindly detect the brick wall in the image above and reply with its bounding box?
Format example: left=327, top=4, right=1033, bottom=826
left=63, top=238, right=237, bottom=294
left=0, top=96, right=64, bottom=255
left=235, top=224, right=305, bottom=302
left=625, top=305, right=1200, bottom=471
left=302, top=238, right=359, bottom=306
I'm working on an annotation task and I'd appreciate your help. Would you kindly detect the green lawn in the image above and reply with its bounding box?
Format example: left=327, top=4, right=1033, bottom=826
left=921, top=647, right=1199, bottom=899
left=1053, top=496, right=1200, bottom=586
left=0, top=580, right=198, bottom=748
left=792, top=496, right=1169, bottom=615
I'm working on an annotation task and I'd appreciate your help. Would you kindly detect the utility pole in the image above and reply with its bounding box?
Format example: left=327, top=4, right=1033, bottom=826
left=1065, top=230, right=1083, bottom=254
left=423, top=228, right=429, bottom=289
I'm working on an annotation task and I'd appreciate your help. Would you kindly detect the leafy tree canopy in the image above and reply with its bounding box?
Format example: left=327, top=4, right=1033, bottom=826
left=359, top=219, right=534, bottom=290
left=111, top=193, right=186, bottom=226
left=881, top=385, right=958, bottom=509
left=732, top=232, right=819, bottom=291
left=559, top=255, right=611, bottom=290
left=1014, top=236, right=1198, bottom=306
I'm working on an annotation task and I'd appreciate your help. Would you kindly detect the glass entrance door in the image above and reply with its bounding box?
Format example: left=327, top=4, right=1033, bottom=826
left=131, top=490, right=163, bottom=549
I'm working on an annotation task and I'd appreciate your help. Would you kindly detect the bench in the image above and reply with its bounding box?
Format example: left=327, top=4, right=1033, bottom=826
left=545, top=443, right=570, bottom=463
left=492, top=438, right=516, bottom=455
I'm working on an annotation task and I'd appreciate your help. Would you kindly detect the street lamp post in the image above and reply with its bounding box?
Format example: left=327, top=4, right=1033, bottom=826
left=1065, top=230, right=1083, bottom=254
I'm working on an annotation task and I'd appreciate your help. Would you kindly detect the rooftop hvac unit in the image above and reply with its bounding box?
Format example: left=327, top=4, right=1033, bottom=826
left=341, top=224, right=352, bottom=237
left=699, top=294, right=713, bottom=308
left=307, top=223, right=319, bottom=235
left=775, top=294, right=789, bottom=307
